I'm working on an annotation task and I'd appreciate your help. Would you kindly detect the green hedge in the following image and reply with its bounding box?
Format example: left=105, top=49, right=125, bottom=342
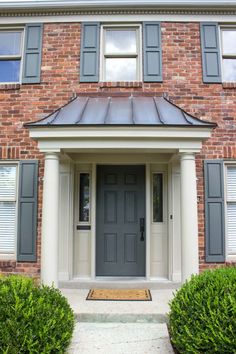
left=169, top=267, right=236, bottom=354
left=0, top=275, right=75, bottom=354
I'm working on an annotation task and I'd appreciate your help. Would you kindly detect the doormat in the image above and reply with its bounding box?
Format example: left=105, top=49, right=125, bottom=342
left=86, top=288, right=152, bottom=301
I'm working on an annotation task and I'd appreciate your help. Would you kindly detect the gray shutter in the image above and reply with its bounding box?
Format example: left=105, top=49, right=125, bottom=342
left=200, top=23, right=222, bottom=83
left=80, top=22, right=100, bottom=82
left=143, top=22, right=162, bottom=82
left=204, top=160, right=225, bottom=262
left=17, top=161, right=38, bottom=262
left=22, top=24, right=43, bottom=84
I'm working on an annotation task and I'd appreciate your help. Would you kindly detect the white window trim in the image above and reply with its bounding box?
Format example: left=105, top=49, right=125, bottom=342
left=219, top=25, right=236, bottom=83
left=224, top=162, right=236, bottom=260
left=0, top=26, right=25, bottom=85
left=100, top=23, right=142, bottom=82
left=0, top=162, right=18, bottom=259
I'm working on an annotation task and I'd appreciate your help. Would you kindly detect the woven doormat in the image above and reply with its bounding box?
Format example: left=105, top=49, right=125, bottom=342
left=86, top=288, right=152, bottom=301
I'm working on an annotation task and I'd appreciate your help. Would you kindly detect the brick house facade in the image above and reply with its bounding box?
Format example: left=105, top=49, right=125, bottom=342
left=0, top=0, right=236, bottom=286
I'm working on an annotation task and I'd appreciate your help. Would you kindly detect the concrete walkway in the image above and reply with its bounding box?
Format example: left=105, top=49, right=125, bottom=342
left=68, top=322, right=174, bottom=354
left=62, top=288, right=176, bottom=353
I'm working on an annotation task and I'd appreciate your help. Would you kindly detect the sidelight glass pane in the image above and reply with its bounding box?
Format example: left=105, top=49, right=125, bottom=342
left=105, top=29, right=137, bottom=54
left=105, top=58, right=137, bottom=81
left=222, top=30, right=236, bottom=55
left=79, top=173, right=90, bottom=222
left=153, top=173, right=163, bottom=223
left=0, top=31, right=22, bottom=56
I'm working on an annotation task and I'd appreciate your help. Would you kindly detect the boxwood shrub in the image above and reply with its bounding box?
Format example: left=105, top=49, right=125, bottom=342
left=169, top=267, right=236, bottom=354
left=0, top=275, right=75, bottom=354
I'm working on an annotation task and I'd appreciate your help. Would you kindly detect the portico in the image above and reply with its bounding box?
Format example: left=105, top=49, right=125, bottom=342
left=26, top=95, right=215, bottom=287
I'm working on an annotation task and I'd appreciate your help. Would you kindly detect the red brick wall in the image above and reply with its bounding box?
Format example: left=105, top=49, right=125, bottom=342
left=0, top=21, right=235, bottom=276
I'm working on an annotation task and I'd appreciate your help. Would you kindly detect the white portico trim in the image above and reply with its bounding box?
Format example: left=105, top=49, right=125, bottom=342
left=32, top=128, right=211, bottom=287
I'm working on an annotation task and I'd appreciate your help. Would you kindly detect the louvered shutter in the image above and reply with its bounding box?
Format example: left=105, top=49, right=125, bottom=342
left=204, top=160, right=225, bottom=262
left=17, top=161, right=38, bottom=262
left=0, top=166, right=17, bottom=253
left=200, top=23, right=222, bottom=83
left=80, top=23, right=100, bottom=82
left=226, top=167, right=236, bottom=254
left=143, top=22, right=162, bottom=82
left=22, top=24, right=43, bottom=84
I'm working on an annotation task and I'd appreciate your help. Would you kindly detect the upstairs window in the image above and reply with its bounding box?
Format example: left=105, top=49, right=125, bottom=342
left=0, top=30, right=23, bottom=83
left=101, top=25, right=141, bottom=81
left=221, top=28, right=236, bottom=82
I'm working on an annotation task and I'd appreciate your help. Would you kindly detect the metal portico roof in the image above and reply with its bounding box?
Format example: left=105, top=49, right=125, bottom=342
left=26, top=95, right=216, bottom=128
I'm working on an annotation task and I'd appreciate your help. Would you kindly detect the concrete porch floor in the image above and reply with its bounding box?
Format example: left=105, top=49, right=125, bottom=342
left=61, top=288, right=176, bottom=353
left=61, top=288, right=176, bottom=323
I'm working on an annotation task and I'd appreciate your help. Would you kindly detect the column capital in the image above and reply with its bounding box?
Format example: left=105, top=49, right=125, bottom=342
left=44, top=152, right=60, bottom=161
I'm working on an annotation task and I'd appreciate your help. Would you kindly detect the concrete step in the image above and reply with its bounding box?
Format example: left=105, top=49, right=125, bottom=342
left=59, top=279, right=180, bottom=290
left=76, top=313, right=167, bottom=323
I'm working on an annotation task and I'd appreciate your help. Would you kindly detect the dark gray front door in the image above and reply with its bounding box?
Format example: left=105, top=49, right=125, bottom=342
left=96, top=165, right=146, bottom=276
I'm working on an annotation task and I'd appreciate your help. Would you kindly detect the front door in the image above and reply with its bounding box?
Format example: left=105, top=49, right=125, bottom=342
left=96, top=165, right=146, bottom=276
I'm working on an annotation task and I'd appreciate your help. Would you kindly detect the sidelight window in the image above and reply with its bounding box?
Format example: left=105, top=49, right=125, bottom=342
left=79, top=173, right=90, bottom=223
left=152, top=173, right=163, bottom=223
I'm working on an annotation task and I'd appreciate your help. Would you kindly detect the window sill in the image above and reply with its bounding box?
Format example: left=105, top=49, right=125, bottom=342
left=99, top=81, right=143, bottom=88
left=222, top=82, right=236, bottom=89
left=0, top=83, right=20, bottom=91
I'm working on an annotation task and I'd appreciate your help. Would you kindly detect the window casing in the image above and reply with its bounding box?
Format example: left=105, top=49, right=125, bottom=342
left=226, top=166, right=236, bottom=256
left=100, top=24, right=142, bottom=82
left=221, top=28, right=236, bottom=82
left=0, top=29, right=24, bottom=84
left=0, top=165, right=17, bottom=255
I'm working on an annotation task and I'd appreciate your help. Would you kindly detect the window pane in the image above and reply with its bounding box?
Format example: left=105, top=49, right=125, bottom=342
left=105, top=29, right=137, bottom=54
left=0, top=32, right=22, bottom=55
left=222, top=59, right=236, bottom=82
left=105, top=58, right=137, bottom=81
left=0, top=202, right=16, bottom=253
left=227, top=203, right=236, bottom=254
left=153, top=174, right=163, bottom=222
left=0, top=166, right=17, bottom=199
left=0, top=60, right=20, bottom=82
left=222, top=30, right=236, bottom=55
left=79, top=173, right=90, bottom=222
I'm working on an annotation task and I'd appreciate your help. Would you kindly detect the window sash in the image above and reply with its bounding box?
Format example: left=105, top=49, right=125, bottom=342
left=0, top=29, right=23, bottom=84
left=152, top=173, right=163, bottom=223
left=226, top=166, right=236, bottom=255
left=101, top=24, right=141, bottom=82
left=78, top=173, right=90, bottom=224
left=0, top=164, right=17, bottom=255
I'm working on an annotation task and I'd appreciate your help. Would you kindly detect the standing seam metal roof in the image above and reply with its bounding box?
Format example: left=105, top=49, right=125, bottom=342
left=26, top=96, right=216, bottom=127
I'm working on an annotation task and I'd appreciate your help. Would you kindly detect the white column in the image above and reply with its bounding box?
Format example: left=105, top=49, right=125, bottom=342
left=41, top=152, right=59, bottom=287
left=180, top=152, right=199, bottom=282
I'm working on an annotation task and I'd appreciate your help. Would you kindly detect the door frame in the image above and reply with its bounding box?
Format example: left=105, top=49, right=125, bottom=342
left=90, top=162, right=151, bottom=280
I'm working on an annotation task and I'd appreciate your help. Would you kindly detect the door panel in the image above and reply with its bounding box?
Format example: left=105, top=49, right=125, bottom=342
left=96, top=165, right=145, bottom=276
